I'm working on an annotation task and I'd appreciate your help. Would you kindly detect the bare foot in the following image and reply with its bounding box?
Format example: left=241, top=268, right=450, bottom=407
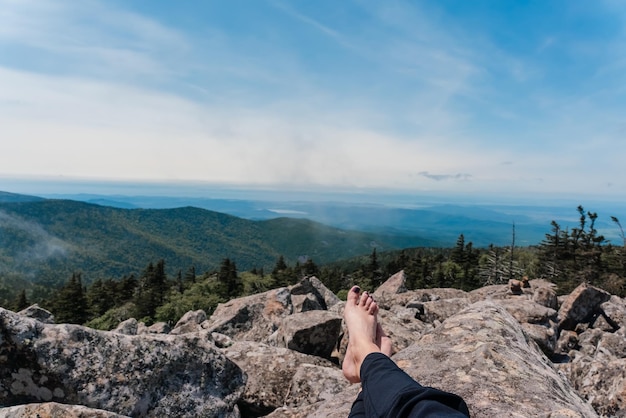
left=343, top=322, right=393, bottom=383
left=342, top=286, right=383, bottom=383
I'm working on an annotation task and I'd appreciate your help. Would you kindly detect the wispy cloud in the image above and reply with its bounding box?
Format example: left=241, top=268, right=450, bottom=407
left=418, top=172, right=472, bottom=182
left=0, top=0, right=625, bottom=198
left=0, top=210, right=70, bottom=265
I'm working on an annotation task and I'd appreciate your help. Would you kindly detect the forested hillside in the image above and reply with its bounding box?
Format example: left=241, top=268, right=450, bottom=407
left=0, top=197, right=436, bottom=302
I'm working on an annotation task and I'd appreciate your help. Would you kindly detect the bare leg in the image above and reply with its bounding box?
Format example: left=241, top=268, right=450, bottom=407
left=342, top=286, right=383, bottom=383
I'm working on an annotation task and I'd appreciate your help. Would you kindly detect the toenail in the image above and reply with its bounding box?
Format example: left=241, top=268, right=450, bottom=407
left=352, top=286, right=360, bottom=293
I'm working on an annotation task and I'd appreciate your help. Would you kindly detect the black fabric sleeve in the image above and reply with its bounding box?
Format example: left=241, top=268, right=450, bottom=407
left=348, top=390, right=366, bottom=418
left=359, top=352, right=470, bottom=418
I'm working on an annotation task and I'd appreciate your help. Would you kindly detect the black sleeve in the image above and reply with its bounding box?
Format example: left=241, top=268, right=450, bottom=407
left=360, top=352, right=470, bottom=418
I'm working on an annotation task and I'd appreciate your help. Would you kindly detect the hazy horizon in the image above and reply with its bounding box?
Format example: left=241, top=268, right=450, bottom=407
left=4, top=176, right=626, bottom=209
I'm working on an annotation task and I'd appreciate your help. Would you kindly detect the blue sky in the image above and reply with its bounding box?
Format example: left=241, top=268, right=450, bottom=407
left=1, top=0, right=625, bottom=201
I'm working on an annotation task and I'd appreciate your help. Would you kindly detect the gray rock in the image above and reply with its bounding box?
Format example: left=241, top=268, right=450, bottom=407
left=500, top=298, right=558, bottom=325
left=291, top=294, right=324, bottom=312
left=170, top=309, right=207, bottom=335
left=418, top=297, right=471, bottom=323
left=391, top=301, right=598, bottom=417
left=222, top=341, right=336, bottom=416
left=276, top=310, right=342, bottom=359
left=277, top=386, right=360, bottom=418
left=558, top=353, right=626, bottom=416
left=467, top=284, right=512, bottom=302
left=558, top=283, right=611, bottom=331
left=205, top=288, right=292, bottom=343
left=556, top=330, right=579, bottom=354
left=212, top=332, right=234, bottom=348
left=290, top=276, right=341, bottom=309
left=113, top=318, right=138, bottom=335
left=0, top=308, right=245, bottom=417
left=533, top=286, right=559, bottom=310
left=378, top=286, right=468, bottom=309
left=16, top=305, right=54, bottom=324
left=597, top=328, right=626, bottom=358
left=377, top=308, right=426, bottom=353
left=145, top=322, right=170, bottom=334
left=285, top=364, right=348, bottom=408
left=373, top=270, right=407, bottom=305
left=0, top=402, right=128, bottom=417
left=600, top=295, right=626, bottom=328
left=521, top=322, right=558, bottom=356
left=577, top=328, right=604, bottom=356
left=389, top=305, right=420, bottom=322
left=263, top=403, right=324, bottom=418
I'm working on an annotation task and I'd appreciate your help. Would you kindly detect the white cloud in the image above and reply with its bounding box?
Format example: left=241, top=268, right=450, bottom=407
left=0, top=0, right=625, bottom=199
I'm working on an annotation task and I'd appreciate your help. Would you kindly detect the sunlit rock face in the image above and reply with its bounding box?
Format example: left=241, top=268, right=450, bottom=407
left=3, top=276, right=626, bottom=417
left=0, top=308, right=245, bottom=417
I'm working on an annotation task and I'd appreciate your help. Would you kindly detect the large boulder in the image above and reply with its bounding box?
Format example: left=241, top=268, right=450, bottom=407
left=16, top=305, right=55, bottom=324
left=373, top=270, right=407, bottom=303
left=222, top=341, right=338, bottom=416
left=0, top=308, right=245, bottom=417
left=290, top=277, right=341, bottom=310
left=291, top=294, right=324, bottom=313
left=266, top=385, right=361, bottom=418
left=467, top=284, right=512, bottom=302
left=498, top=298, right=558, bottom=325
left=599, top=295, right=626, bottom=329
left=204, top=288, right=293, bottom=343
left=284, top=364, right=347, bottom=408
left=113, top=317, right=139, bottom=335
left=418, top=297, right=471, bottom=323
left=380, top=287, right=468, bottom=309
left=276, top=310, right=342, bottom=359
left=391, top=301, right=597, bottom=417
left=532, top=286, right=559, bottom=310
left=558, top=349, right=626, bottom=416
left=558, top=283, right=611, bottom=331
left=0, top=402, right=127, bottom=417
left=170, top=309, right=207, bottom=335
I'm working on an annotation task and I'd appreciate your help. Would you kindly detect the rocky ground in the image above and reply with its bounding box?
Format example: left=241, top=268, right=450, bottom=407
left=1, top=273, right=625, bottom=417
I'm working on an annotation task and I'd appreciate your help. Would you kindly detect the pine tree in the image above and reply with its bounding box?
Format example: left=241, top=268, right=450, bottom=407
left=184, top=266, right=196, bottom=287
left=301, top=258, right=320, bottom=278
left=272, top=255, right=292, bottom=287
left=52, top=273, right=89, bottom=324
left=218, top=258, right=242, bottom=298
left=14, top=290, right=29, bottom=311
left=366, top=248, right=383, bottom=287
left=451, top=234, right=466, bottom=264
left=87, top=278, right=115, bottom=317
left=134, top=260, right=169, bottom=322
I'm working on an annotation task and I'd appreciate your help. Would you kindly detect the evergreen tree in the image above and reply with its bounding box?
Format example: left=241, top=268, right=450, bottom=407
left=365, top=248, right=383, bottom=287
left=117, top=274, right=138, bottom=303
left=13, top=290, right=29, bottom=311
left=272, top=255, right=293, bottom=287
left=184, top=266, right=196, bottom=287
left=133, top=260, right=169, bottom=322
left=301, top=258, right=320, bottom=278
left=218, top=258, right=242, bottom=298
left=51, top=273, right=89, bottom=324
left=87, top=278, right=115, bottom=317
left=451, top=234, right=466, bottom=264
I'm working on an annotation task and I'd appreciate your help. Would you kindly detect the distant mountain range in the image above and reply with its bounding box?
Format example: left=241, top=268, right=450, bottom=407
left=39, top=191, right=618, bottom=247
left=1, top=190, right=622, bottom=296
left=0, top=192, right=437, bottom=290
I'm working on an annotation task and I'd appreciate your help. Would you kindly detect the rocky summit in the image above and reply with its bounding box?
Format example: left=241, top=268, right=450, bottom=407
left=2, top=273, right=626, bottom=417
